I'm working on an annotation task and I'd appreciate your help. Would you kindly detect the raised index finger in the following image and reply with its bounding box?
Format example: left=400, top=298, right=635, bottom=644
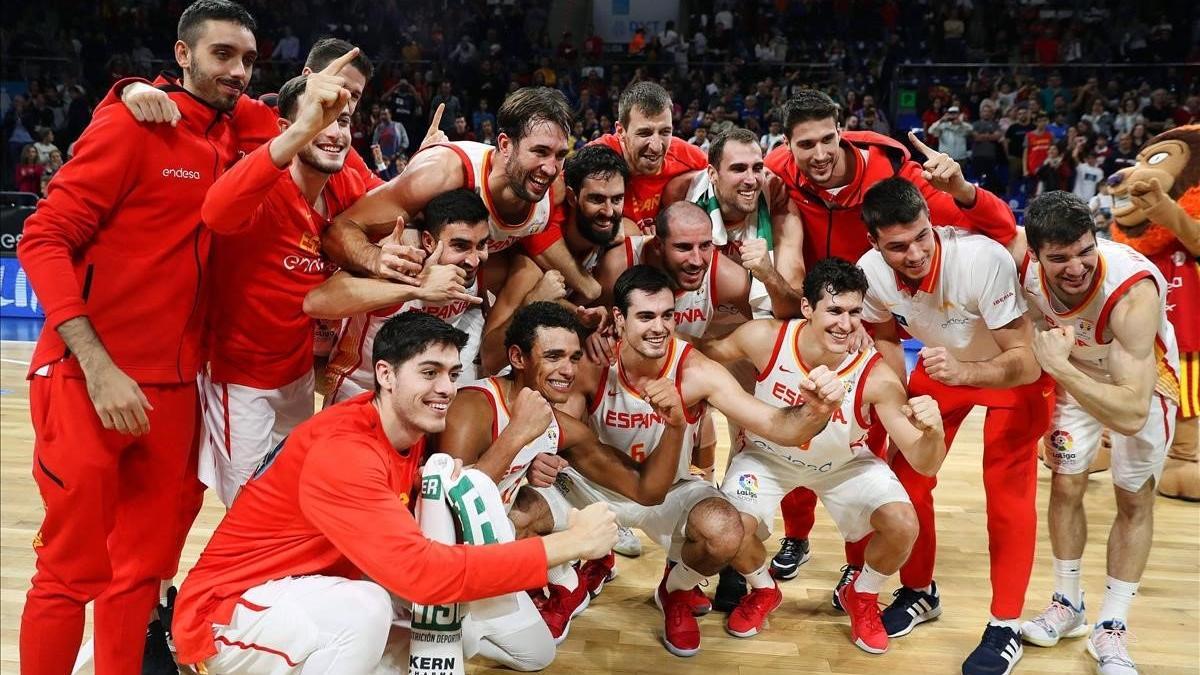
left=428, top=103, right=445, bottom=134
left=319, top=47, right=360, bottom=76
left=907, top=130, right=935, bottom=157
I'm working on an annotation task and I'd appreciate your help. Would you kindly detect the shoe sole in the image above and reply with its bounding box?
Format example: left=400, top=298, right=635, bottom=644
left=886, top=604, right=942, bottom=638
left=654, top=589, right=702, bottom=657
left=770, top=552, right=811, bottom=581
left=853, top=636, right=888, bottom=654
left=614, top=544, right=642, bottom=558
left=587, top=568, right=619, bottom=599
left=552, top=591, right=592, bottom=646
left=1084, top=637, right=1122, bottom=674
left=724, top=593, right=783, bottom=638
left=964, top=647, right=1022, bottom=675
left=1021, top=622, right=1090, bottom=648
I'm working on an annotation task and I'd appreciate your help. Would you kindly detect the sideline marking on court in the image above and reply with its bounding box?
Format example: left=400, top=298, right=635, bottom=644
left=1, top=357, right=31, bottom=366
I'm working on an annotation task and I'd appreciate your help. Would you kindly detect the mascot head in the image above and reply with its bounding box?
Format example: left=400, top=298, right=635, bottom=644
left=1107, top=125, right=1200, bottom=238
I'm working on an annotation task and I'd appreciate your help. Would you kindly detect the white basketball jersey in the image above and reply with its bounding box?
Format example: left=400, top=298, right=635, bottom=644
left=458, top=376, right=563, bottom=508
left=686, top=171, right=775, bottom=318
left=326, top=279, right=485, bottom=404
left=439, top=141, right=554, bottom=253
left=624, top=236, right=743, bottom=339
left=588, top=337, right=705, bottom=481
left=1020, top=238, right=1181, bottom=402
left=739, top=320, right=881, bottom=475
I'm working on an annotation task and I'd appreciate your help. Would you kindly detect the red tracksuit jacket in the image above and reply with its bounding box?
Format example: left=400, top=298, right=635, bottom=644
left=764, top=130, right=1016, bottom=268
left=18, top=85, right=241, bottom=383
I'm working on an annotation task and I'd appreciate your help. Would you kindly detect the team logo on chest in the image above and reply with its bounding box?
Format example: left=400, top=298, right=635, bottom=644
left=299, top=231, right=321, bottom=255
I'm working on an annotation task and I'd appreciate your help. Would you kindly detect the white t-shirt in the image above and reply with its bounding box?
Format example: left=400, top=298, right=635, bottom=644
left=1073, top=163, right=1105, bottom=201
left=858, top=227, right=1027, bottom=363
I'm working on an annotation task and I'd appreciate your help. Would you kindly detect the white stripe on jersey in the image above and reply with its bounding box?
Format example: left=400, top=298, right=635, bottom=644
left=457, top=376, right=563, bottom=509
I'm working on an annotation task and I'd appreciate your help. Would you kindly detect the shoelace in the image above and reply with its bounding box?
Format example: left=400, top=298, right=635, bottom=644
left=665, top=590, right=696, bottom=628
left=1032, top=599, right=1077, bottom=633
left=853, top=592, right=886, bottom=635
left=1094, top=627, right=1137, bottom=666
left=777, top=538, right=804, bottom=559
left=981, top=624, right=1017, bottom=651
left=738, top=586, right=778, bottom=615
left=837, top=565, right=859, bottom=589
left=891, top=585, right=928, bottom=608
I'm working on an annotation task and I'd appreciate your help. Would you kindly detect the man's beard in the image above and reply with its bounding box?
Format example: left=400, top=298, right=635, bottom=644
left=187, top=62, right=242, bottom=111
left=578, top=212, right=620, bottom=246
left=297, top=145, right=344, bottom=174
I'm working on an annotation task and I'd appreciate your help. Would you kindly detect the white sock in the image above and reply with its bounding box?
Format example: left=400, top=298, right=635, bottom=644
left=853, top=563, right=888, bottom=595
left=1098, top=576, right=1138, bottom=625
left=989, top=615, right=1021, bottom=632
left=548, top=563, right=578, bottom=591
left=1052, top=558, right=1083, bottom=607
left=914, top=584, right=933, bottom=594
left=743, top=563, right=774, bottom=590
left=665, top=561, right=708, bottom=593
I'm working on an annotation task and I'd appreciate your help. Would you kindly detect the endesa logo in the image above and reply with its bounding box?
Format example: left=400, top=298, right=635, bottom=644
left=162, top=167, right=202, bottom=180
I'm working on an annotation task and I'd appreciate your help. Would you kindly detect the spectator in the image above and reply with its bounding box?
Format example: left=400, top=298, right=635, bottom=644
left=1105, top=133, right=1139, bottom=175
left=1141, top=88, right=1173, bottom=133
left=534, top=57, right=557, bottom=87
left=1047, top=111, right=1069, bottom=141
left=372, top=108, right=410, bottom=174
left=1130, top=122, right=1150, bottom=150
left=1039, top=72, right=1069, bottom=112
left=688, top=125, right=711, bottom=153
left=1113, top=97, right=1144, bottom=137
left=471, top=98, right=496, bottom=137
left=629, top=27, right=647, bottom=57
left=272, top=26, right=300, bottom=62
left=33, top=128, right=57, bottom=163
left=928, top=105, right=973, bottom=161
left=15, top=144, right=43, bottom=194
left=861, top=107, right=890, bottom=135
left=1092, top=134, right=1113, bottom=166
left=1004, top=105, right=1035, bottom=193
left=1081, top=99, right=1114, bottom=139
left=760, top=119, right=785, bottom=153
left=1072, top=151, right=1105, bottom=201
left=447, top=115, right=476, bottom=142
left=449, top=34, right=478, bottom=67
left=971, top=105, right=1003, bottom=193
left=480, top=119, right=498, bottom=147
left=42, top=148, right=63, bottom=179
left=1024, top=111, right=1055, bottom=190
left=1036, top=143, right=1074, bottom=194
left=429, top=80, right=462, bottom=134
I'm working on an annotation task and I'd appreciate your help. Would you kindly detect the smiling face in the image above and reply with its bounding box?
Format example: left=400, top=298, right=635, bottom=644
left=376, top=342, right=461, bottom=434
left=802, top=286, right=864, bottom=356
left=571, top=171, right=625, bottom=246
left=870, top=211, right=937, bottom=283
left=291, top=96, right=352, bottom=174
left=512, top=326, right=583, bottom=404
left=421, top=220, right=490, bottom=287
left=177, top=19, right=257, bottom=111
left=787, top=116, right=844, bottom=187
left=616, top=288, right=676, bottom=360
left=1035, top=231, right=1099, bottom=300
left=618, top=105, right=674, bottom=175
left=709, top=139, right=765, bottom=217
left=660, top=213, right=714, bottom=291
left=498, top=121, right=569, bottom=202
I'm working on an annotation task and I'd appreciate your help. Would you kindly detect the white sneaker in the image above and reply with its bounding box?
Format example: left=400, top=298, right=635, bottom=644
left=1021, top=592, right=1089, bottom=647
left=1087, top=620, right=1138, bottom=674
left=613, top=526, right=642, bottom=557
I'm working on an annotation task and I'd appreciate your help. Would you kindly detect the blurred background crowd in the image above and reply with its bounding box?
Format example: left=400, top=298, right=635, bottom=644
left=3, top=0, right=1198, bottom=221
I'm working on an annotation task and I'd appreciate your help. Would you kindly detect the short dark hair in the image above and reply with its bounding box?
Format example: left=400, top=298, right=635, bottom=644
left=708, top=128, right=760, bottom=168
left=276, top=74, right=308, bottom=121
left=619, top=81, right=671, bottom=127
left=654, top=200, right=708, bottom=239
left=613, top=265, right=673, bottom=316
left=177, top=0, right=256, bottom=47
left=371, top=312, right=468, bottom=393
left=861, top=177, right=929, bottom=237
left=802, top=257, right=869, bottom=307
left=422, top=188, right=489, bottom=238
left=1024, top=191, right=1094, bottom=253
left=505, top=301, right=588, bottom=354
left=781, top=90, right=840, bottom=137
left=497, top=87, right=573, bottom=142
left=564, top=144, right=629, bottom=193
left=305, top=37, right=374, bottom=80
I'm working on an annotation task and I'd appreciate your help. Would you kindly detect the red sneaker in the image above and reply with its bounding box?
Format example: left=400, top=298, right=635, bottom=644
left=655, top=576, right=702, bottom=657
left=837, top=575, right=888, bottom=654
left=579, top=552, right=617, bottom=598
left=540, top=581, right=591, bottom=645
left=662, top=563, right=712, bottom=616
left=528, top=587, right=549, bottom=612
left=725, top=583, right=783, bottom=638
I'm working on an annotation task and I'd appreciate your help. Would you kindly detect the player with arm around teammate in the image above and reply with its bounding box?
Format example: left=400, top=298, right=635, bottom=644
left=1013, top=192, right=1179, bottom=675
left=699, top=257, right=945, bottom=653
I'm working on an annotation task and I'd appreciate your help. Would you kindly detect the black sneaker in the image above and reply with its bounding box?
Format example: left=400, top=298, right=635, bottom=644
left=142, top=619, right=177, bottom=674
left=962, top=624, right=1023, bottom=675
left=712, top=566, right=748, bottom=613
left=881, top=581, right=941, bottom=637
left=769, top=538, right=810, bottom=581
left=831, top=564, right=861, bottom=612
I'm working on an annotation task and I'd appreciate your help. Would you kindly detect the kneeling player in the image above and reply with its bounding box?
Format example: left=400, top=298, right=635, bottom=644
left=1014, top=192, right=1179, bottom=675
left=702, top=258, right=946, bottom=653
left=170, top=313, right=619, bottom=672
left=439, top=302, right=689, bottom=647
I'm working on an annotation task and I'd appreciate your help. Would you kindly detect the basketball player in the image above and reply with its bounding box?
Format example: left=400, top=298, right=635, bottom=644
left=170, top=312, right=621, bottom=672
left=478, top=144, right=631, bottom=376
left=591, top=81, right=708, bottom=234
left=16, top=2, right=255, bottom=671
left=679, top=127, right=806, bottom=318
left=699, top=258, right=946, bottom=653
left=1014, top=192, right=1178, bottom=675
left=196, top=55, right=370, bottom=507
left=323, top=87, right=603, bottom=301
left=440, top=302, right=689, bottom=644
left=559, top=265, right=845, bottom=657
left=763, top=90, right=1018, bottom=578
left=857, top=177, right=1051, bottom=675
left=307, top=189, right=490, bottom=403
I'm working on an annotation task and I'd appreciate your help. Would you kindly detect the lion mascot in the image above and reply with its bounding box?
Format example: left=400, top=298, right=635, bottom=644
left=1107, top=124, right=1200, bottom=501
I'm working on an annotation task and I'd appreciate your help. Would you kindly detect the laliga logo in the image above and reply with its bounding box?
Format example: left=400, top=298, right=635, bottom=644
left=735, top=473, right=759, bottom=499
left=1049, top=430, right=1073, bottom=452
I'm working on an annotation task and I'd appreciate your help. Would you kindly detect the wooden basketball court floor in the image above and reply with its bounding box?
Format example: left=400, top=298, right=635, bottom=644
left=0, top=339, right=1196, bottom=674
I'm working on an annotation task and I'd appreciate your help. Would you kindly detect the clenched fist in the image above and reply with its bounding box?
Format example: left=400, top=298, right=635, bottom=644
left=901, top=395, right=942, bottom=435
left=799, top=364, right=845, bottom=416
left=739, top=238, right=773, bottom=280
left=567, top=503, right=619, bottom=561
left=643, top=378, right=685, bottom=427
left=508, top=387, right=554, bottom=444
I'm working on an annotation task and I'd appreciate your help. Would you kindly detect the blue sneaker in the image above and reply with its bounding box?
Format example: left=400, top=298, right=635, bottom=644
left=769, top=537, right=810, bottom=581
left=831, top=564, right=860, bottom=612
left=881, top=581, right=941, bottom=637
left=962, top=624, right=1023, bottom=675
